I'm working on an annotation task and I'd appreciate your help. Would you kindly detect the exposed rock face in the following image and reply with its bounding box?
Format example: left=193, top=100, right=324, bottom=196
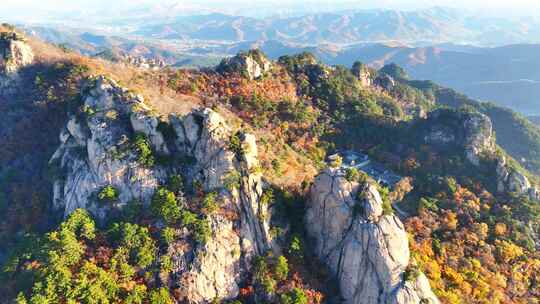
left=50, top=76, right=167, bottom=219
left=0, top=31, right=34, bottom=95
left=169, top=108, right=272, bottom=255
left=165, top=109, right=274, bottom=302
left=305, top=168, right=439, bottom=304
left=130, top=110, right=169, bottom=154
left=423, top=109, right=539, bottom=200
left=217, top=49, right=272, bottom=80
left=172, top=216, right=243, bottom=301
left=359, top=70, right=373, bottom=87
left=496, top=156, right=539, bottom=200
left=462, top=112, right=495, bottom=166
left=51, top=75, right=274, bottom=302
left=423, top=109, right=494, bottom=166
left=352, top=62, right=373, bottom=87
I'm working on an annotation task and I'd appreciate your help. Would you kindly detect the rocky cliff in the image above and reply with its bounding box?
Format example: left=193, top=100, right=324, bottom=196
left=50, top=76, right=167, bottom=218
left=5, top=29, right=540, bottom=304
left=423, top=108, right=539, bottom=200
left=0, top=31, right=34, bottom=95
left=305, top=168, right=439, bottom=304
left=496, top=155, right=540, bottom=200
left=423, top=109, right=495, bottom=166
left=50, top=75, right=275, bottom=301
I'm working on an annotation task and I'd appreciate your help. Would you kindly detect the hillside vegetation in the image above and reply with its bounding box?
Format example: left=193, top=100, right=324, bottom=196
left=405, top=79, right=540, bottom=175
left=1, top=26, right=539, bottom=304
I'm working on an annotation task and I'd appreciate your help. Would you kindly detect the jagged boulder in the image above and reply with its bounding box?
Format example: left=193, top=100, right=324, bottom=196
left=305, top=168, right=439, bottom=304
left=217, top=49, right=272, bottom=80
left=0, top=31, right=34, bottom=95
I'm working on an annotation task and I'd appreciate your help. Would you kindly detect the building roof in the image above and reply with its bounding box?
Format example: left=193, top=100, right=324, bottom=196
left=333, top=150, right=402, bottom=188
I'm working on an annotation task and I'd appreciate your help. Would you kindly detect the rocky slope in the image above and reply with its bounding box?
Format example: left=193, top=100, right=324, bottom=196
left=305, top=168, right=439, bottom=304
left=50, top=75, right=275, bottom=301
left=44, top=46, right=442, bottom=303
left=47, top=68, right=441, bottom=303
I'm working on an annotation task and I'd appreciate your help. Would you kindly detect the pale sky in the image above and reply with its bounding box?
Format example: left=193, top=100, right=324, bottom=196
left=0, top=0, right=537, bottom=10
left=2, top=0, right=540, bottom=21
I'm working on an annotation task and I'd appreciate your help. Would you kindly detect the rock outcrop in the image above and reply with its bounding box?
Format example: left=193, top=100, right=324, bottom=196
left=50, top=75, right=275, bottom=302
left=305, top=168, right=439, bottom=304
left=423, top=109, right=495, bottom=166
left=165, top=108, right=274, bottom=302
left=496, top=156, right=540, bottom=200
left=50, top=76, right=167, bottom=219
left=169, top=108, right=272, bottom=254
left=423, top=108, right=539, bottom=200
left=352, top=62, right=373, bottom=87
left=0, top=31, right=34, bottom=95
left=217, top=49, right=272, bottom=80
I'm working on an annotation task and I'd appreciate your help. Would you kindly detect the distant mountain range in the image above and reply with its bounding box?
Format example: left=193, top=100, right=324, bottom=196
left=130, top=7, right=540, bottom=46
left=22, top=7, right=540, bottom=46
left=22, top=26, right=224, bottom=67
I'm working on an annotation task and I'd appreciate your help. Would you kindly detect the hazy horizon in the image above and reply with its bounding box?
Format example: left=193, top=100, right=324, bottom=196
left=3, top=0, right=540, bottom=23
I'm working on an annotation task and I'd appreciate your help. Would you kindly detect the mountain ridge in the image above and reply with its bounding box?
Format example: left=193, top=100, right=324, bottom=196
left=22, top=24, right=540, bottom=116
